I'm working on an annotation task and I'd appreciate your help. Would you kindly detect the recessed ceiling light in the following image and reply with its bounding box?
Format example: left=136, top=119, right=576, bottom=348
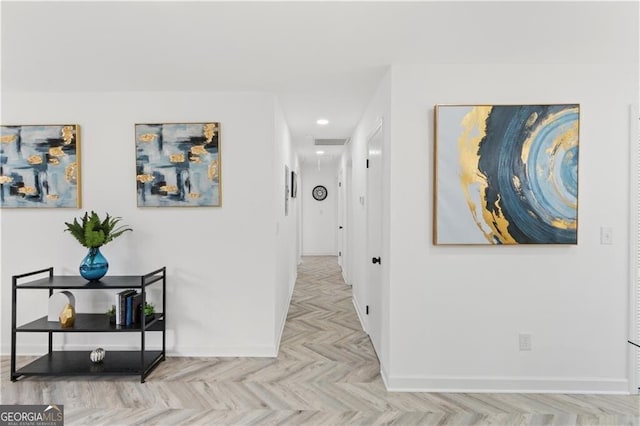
left=316, top=150, right=325, bottom=155
left=316, top=119, right=329, bottom=125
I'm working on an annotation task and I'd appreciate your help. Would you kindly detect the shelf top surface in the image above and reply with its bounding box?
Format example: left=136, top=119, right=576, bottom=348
left=17, top=313, right=164, bottom=332
left=15, top=275, right=161, bottom=289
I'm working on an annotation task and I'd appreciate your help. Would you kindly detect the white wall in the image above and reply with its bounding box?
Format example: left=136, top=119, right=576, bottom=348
left=385, top=63, right=638, bottom=392
left=273, top=99, right=298, bottom=347
left=301, top=159, right=339, bottom=255
left=1, top=91, right=296, bottom=357
left=342, top=70, right=391, bottom=367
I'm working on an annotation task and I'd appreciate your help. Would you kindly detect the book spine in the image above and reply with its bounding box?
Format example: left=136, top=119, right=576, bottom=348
left=119, top=291, right=127, bottom=325
left=115, top=293, right=121, bottom=325
left=126, top=293, right=134, bottom=326
left=132, top=293, right=143, bottom=324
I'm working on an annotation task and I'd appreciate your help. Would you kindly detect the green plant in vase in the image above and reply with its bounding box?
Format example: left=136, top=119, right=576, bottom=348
left=106, top=305, right=116, bottom=324
left=64, top=211, right=132, bottom=281
left=144, top=302, right=155, bottom=322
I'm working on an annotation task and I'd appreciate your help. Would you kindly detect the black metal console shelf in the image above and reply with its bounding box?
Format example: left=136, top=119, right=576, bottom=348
left=11, top=267, right=166, bottom=383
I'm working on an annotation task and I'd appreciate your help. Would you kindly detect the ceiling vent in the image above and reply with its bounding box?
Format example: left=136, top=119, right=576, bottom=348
left=314, top=138, right=348, bottom=146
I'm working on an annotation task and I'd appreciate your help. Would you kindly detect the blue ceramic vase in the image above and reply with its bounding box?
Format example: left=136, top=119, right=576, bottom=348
left=79, top=247, right=109, bottom=281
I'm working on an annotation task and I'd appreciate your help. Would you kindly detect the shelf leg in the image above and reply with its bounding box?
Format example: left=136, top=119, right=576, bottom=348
left=162, top=267, right=166, bottom=360
left=11, top=277, right=17, bottom=382
left=48, top=289, right=53, bottom=354
left=141, top=275, right=146, bottom=383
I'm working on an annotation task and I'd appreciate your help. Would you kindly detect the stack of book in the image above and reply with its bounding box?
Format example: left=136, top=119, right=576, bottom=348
left=114, top=290, right=144, bottom=326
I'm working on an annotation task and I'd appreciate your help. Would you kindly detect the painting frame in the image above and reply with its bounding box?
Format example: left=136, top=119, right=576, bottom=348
left=284, top=165, right=290, bottom=216
left=135, top=122, right=221, bottom=207
left=291, top=170, right=298, bottom=198
left=434, top=104, right=580, bottom=245
left=0, top=124, right=81, bottom=208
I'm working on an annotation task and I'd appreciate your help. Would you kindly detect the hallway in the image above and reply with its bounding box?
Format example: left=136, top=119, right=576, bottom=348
left=1, top=256, right=638, bottom=425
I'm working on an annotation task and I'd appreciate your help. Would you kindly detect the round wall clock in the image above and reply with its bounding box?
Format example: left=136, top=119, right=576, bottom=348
left=312, top=185, right=328, bottom=201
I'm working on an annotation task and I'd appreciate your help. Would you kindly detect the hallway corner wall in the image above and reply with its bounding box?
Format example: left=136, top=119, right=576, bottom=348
left=274, top=98, right=299, bottom=348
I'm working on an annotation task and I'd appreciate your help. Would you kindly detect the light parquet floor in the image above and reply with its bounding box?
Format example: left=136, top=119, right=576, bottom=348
left=2, top=256, right=639, bottom=425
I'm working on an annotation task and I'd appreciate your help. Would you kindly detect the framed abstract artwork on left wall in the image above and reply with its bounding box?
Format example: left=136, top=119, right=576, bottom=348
left=0, top=124, right=81, bottom=208
left=135, top=122, right=221, bottom=207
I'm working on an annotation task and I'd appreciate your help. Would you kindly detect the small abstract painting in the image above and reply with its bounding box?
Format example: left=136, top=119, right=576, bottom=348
left=434, top=104, right=579, bottom=245
left=284, top=165, right=290, bottom=216
left=0, top=124, right=80, bottom=208
left=291, top=170, right=298, bottom=198
left=135, top=122, right=220, bottom=207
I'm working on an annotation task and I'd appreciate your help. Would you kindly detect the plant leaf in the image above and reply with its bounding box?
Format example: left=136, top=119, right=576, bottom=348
left=64, top=211, right=132, bottom=247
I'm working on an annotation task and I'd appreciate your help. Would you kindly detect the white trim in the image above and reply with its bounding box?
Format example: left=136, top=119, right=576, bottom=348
left=367, top=117, right=384, bottom=142
left=168, top=345, right=278, bottom=357
left=629, top=103, right=640, bottom=394
left=352, top=294, right=367, bottom=333
left=301, top=251, right=338, bottom=256
left=380, top=362, right=391, bottom=390
left=274, top=271, right=296, bottom=355
left=384, top=374, right=629, bottom=394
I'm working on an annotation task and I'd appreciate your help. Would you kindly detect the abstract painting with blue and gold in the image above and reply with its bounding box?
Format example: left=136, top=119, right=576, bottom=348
left=435, top=104, right=579, bottom=245
left=136, top=122, right=220, bottom=207
left=0, top=124, right=80, bottom=208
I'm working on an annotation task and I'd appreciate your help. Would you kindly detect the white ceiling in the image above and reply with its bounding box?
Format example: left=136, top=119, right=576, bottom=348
left=1, top=1, right=637, bottom=162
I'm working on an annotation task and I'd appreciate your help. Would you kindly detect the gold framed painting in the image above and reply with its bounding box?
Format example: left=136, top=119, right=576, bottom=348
left=0, top=124, right=81, bottom=208
left=135, top=122, right=221, bottom=207
left=434, top=104, right=579, bottom=245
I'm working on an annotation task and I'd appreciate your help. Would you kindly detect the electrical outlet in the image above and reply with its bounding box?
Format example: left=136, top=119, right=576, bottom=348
left=600, top=227, right=613, bottom=245
left=519, top=333, right=532, bottom=351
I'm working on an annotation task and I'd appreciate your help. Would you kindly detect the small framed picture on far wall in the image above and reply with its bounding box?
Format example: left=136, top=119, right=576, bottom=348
left=291, top=171, right=298, bottom=198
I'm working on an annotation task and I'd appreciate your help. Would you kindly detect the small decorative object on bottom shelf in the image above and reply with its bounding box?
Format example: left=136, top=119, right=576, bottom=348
left=59, top=303, right=75, bottom=328
left=144, top=302, right=155, bottom=323
left=90, top=348, right=105, bottom=363
left=106, top=305, right=116, bottom=324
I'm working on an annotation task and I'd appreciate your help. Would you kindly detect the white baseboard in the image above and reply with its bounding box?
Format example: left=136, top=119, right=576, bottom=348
left=274, top=271, right=296, bottom=355
left=302, top=251, right=337, bottom=256
left=168, top=345, right=277, bottom=357
left=384, top=374, right=630, bottom=394
left=341, top=269, right=350, bottom=286
left=380, top=363, right=391, bottom=389
left=352, top=294, right=367, bottom=333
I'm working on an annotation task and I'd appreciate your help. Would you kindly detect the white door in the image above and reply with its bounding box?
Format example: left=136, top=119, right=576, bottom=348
left=343, top=160, right=353, bottom=285
left=366, top=121, right=383, bottom=353
left=631, top=108, right=640, bottom=394
left=338, top=169, right=345, bottom=268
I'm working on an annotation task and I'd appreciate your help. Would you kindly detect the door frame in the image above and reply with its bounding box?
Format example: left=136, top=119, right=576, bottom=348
left=338, top=149, right=353, bottom=285
left=365, top=117, right=384, bottom=349
left=628, top=105, right=639, bottom=394
left=338, top=168, right=345, bottom=268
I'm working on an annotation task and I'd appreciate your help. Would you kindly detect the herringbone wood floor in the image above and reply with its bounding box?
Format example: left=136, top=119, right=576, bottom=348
left=2, top=256, right=639, bottom=425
